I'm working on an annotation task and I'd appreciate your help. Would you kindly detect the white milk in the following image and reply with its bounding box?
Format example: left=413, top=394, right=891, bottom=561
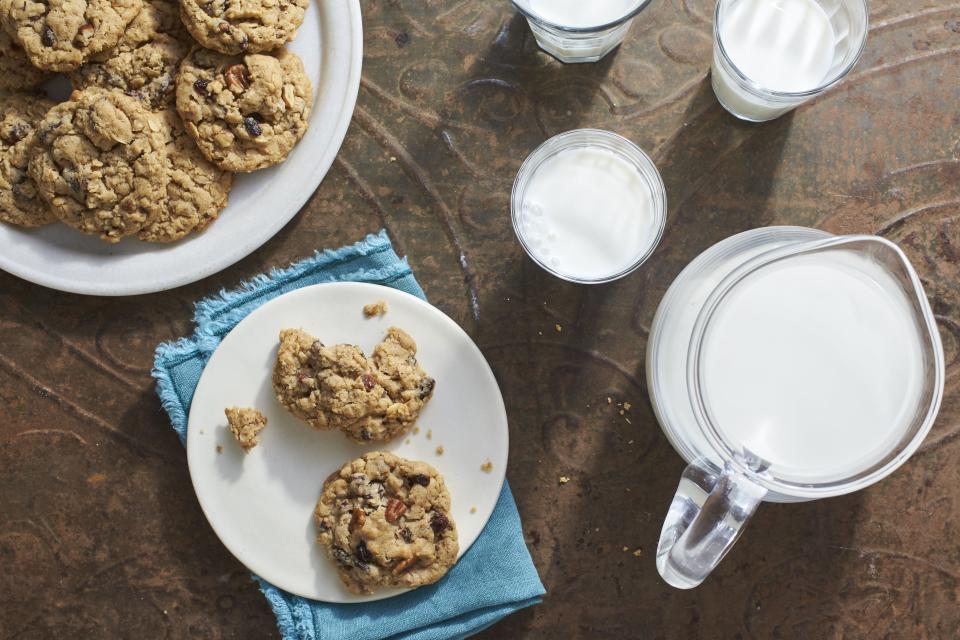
left=712, top=0, right=837, bottom=120
left=518, top=146, right=659, bottom=282
left=525, top=0, right=642, bottom=28
left=699, top=250, right=926, bottom=483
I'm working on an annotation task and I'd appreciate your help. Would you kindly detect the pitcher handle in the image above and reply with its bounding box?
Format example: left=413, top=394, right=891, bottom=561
left=656, top=460, right=767, bottom=589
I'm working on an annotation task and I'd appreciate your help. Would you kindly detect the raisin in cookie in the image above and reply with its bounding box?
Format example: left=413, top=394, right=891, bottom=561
left=0, top=93, right=58, bottom=228
left=179, top=0, right=308, bottom=55
left=138, top=108, right=233, bottom=242
left=1, top=0, right=143, bottom=72
left=272, top=327, right=436, bottom=443
left=70, top=0, right=190, bottom=109
left=175, top=46, right=312, bottom=172
left=29, top=88, right=171, bottom=242
left=225, top=406, right=267, bottom=451
left=0, top=28, right=52, bottom=90
left=315, top=452, right=459, bottom=595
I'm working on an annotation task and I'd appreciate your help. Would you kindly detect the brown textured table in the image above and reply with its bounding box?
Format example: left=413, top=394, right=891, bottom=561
left=3, top=1, right=960, bottom=638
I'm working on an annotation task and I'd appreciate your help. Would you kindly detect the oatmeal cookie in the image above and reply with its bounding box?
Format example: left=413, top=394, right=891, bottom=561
left=0, top=28, right=52, bottom=90
left=0, top=93, right=57, bottom=227
left=225, top=406, right=267, bottom=451
left=28, top=88, right=171, bottom=242
left=179, top=0, right=308, bottom=55
left=175, top=46, right=312, bottom=172
left=1, top=0, right=143, bottom=72
left=138, top=108, right=233, bottom=242
left=315, top=452, right=459, bottom=595
left=70, top=0, right=190, bottom=109
left=272, top=327, right=436, bottom=443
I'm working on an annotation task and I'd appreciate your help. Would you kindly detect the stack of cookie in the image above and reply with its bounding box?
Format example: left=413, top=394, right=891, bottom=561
left=0, top=0, right=313, bottom=243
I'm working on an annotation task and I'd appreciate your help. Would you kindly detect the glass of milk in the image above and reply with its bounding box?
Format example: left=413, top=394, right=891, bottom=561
left=511, top=129, right=666, bottom=284
left=511, top=0, right=655, bottom=63
left=646, top=227, right=945, bottom=589
left=712, top=0, right=869, bottom=121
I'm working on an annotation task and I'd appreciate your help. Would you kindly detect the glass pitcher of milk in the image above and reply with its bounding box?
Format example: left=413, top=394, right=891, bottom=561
left=646, top=227, right=945, bottom=588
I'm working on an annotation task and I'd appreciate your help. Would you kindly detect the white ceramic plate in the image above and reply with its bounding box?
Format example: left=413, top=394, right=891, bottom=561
left=186, top=283, right=509, bottom=602
left=0, top=0, right=362, bottom=296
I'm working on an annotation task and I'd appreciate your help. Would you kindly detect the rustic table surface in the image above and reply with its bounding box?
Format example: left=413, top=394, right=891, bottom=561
left=3, top=1, right=960, bottom=638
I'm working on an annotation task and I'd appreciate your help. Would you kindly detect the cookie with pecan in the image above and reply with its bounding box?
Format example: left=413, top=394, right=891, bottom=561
left=315, top=452, right=459, bottom=595
left=28, top=88, right=171, bottom=242
left=175, top=46, right=312, bottom=172
left=1, top=0, right=142, bottom=72
left=272, top=327, right=436, bottom=443
left=70, top=0, right=190, bottom=110
left=0, top=92, right=57, bottom=228
left=179, top=0, right=308, bottom=55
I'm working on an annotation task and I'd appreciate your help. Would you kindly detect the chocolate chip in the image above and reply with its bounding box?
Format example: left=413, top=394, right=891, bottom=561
left=399, top=527, right=413, bottom=543
left=430, top=511, right=450, bottom=534
left=355, top=540, right=373, bottom=564
left=239, top=35, right=249, bottom=51
left=243, top=116, right=262, bottom=137
left=407, top=474, right=430, bottom=487
left=417, top=378, right=435, bottom=399
left=193, top=78, right=210, bottom=95
left=331, top=547, right=351, bottom=566
left=361, top=374, right=376, bottom=392
left=41, top=26, right=55, bottom=47
left=359, top=428, right=372, bottom=441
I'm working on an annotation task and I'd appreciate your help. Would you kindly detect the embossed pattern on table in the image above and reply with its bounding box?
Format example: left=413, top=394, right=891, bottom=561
left=1, top=1, right=959, bottom=638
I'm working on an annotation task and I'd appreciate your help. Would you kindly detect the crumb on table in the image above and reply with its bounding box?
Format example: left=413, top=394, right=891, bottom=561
left=426, top=429, right=432, bottom=440
left=413, top=427, right=420, bottom=435
left=362, top=300, right=388, bottom=318
left=225, top=406, right=268, bottom=452
left=558, top=475, right=570, bottom=485
left=216, top=445, right=223, bottom=454
left=435, top=445, right=444, bottom=455
left=480, top=460, right=493, bottom=473
left=470, top=506, right=477, bottom=514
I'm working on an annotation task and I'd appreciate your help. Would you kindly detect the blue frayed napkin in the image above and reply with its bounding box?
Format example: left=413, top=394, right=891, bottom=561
left=152, top=231, right=545, bottom=640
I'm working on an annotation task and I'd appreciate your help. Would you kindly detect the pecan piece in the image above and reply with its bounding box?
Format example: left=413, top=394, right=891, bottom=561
left=223, top=63, right=249, bottom=92
left=73, top=23, right=93, bottom=46
left=392, top=557, right=415, bottom=574
left=348, top=508, right=365, bottom=533
left=385, top=498, right=407, bottom=523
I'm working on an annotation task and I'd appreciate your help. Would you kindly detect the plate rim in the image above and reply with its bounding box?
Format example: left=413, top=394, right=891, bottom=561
left=185, top=281, right=510, bottom=602
left=0, top=0, right=364, bottom=297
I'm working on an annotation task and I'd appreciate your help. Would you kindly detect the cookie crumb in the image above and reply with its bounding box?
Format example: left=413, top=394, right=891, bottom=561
left=537, top=330, right=543, bottom=336
left=627, top=440, right=634, bottom=445
left=216, top=445, right=223, bottom=454
left=619, top=409, right=625, bottom=415
left=426, top=429, right=432, bottom=440
left=470, top=506, right=477, bottom=514
left=625, top=487, right=632, bottom=493
left=558, top=475, right=570, bottom=485
left=622, top=546, right=629, bottom=552
left=606, top=397, right=612, bottom=404
left=480, top=460, right=493, bottom=473
left=623, top=402, right=632, bottom=411
left=389, top=156, right=397, bottom=162
left=363, top=300, right=388, bottom=318
left=625, top=418, right=632, bottom=424
left=632, top=548, right=643, bottom=557
left=413, top=427, right=420, bottom=435
left=555, top=324, right=562, bottom=332
left=435, top=446, right=444, bottom=455
left=225, top=407, right=268, bottom=452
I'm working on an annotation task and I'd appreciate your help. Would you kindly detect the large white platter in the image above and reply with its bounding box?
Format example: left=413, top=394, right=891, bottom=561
left=0, top=0, right=362, bottom=296
left=186, top=283, right=510, bottom=602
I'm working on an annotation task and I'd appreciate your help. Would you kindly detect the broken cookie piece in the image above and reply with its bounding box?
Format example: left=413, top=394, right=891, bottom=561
left=362, top=300, right=388, bottom=318
left=272, top=327, right=435, bottom=443
left=225, top=406, right=268, bottom=451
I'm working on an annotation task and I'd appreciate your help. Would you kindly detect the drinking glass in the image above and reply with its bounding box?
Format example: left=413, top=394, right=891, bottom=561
left=712, top=0, right=869, bottom=121
left=510, top=0, right=654, bottom=63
